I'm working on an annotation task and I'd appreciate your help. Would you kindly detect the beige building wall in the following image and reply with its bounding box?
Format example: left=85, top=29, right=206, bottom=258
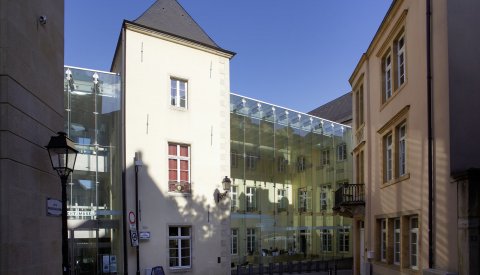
left=0, top=0, right=65, bottom=274
left=349, top=0, right=467, bottom=274
left=115, top=23, right=233, bottom=274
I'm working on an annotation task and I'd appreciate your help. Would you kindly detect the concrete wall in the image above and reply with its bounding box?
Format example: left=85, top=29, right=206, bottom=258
left=0, top=0, right=64, bottom=274
left=121, top=25, right=232, bottom=275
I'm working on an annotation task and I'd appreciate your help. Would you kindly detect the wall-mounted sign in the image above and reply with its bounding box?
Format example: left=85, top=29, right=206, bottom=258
left=130, top=229, right=139, bottom=247
left=46, top=198, right=62, bottom=217
left=139, top=231, right=151, bottom=240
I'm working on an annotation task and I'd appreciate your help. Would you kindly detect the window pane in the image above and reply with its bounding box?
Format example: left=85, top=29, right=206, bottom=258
left=169, top=170, right=178, bottom=181
left=180, top=160, right=188, bottom=170
left=181, top=257, right=190, bottom=266
left=181, top=227, right=190, bottom=236
left=181, top=248, right=190, bottom=257
left=169, top=145, right=177, bottom=155
left=180, top=146, right=189, bottom=157
left=169, top=159, right=178, bottom=169
left=169, top=258, right=178, bottom=267
left=169, top=227, right=178, bottom=236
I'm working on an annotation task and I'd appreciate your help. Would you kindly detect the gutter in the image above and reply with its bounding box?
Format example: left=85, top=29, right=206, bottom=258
left=426, top=0, right=434, bottom=269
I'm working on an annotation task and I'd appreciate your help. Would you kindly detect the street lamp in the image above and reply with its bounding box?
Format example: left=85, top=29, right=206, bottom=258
left=46, top=132, right=78, bottom=275
left=215, top=176, right=232, bottom=203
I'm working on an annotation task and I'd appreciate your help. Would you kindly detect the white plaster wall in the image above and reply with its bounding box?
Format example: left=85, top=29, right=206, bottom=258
left=123, top=28, right=231, bottom=275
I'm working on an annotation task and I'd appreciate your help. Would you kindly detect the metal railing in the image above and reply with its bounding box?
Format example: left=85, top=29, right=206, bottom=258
left=334, top=184, right=365, bottom=207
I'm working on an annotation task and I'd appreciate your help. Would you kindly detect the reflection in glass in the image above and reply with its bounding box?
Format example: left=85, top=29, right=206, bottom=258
left=230, top=93, right=353, bottom=267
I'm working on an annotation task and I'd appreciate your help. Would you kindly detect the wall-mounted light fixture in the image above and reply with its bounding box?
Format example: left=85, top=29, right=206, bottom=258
left=215, top=176, right=231, bottom=203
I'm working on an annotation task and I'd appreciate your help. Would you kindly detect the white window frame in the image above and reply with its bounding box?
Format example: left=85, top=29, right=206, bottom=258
left=322, top=149, right=330, bottom=166
left=381, top=219, right=387, bottom=262
left=385, top=134, right=393, bottom=182
left=397, top=34, right=406, bottom=86
left=230, top=185, right=238, bottom=210
left=339, top=228, right=349, bottom=252
left=277, top=156, right=286, bottom=172
left=246, top=228, right=256, bottom=254
left=298, top=188, right=311, bottom=211
left=168, top=143, right=190, bottom=183
left=384, top=53, right=392, bottom=100
left=337, top=143, right=347, bottom=161
left=246, top=153, right=257, bottom=171
left=231, top=228, right=238, bottom=255
left=398, top=124, right=407, bottom=176
left=321, top=229, right=332, bottom=252
left=320, top=186, right=328, bottom=211
left=297, top=155, right=306, bottom=171
left=246, top=187, right=256, bottom=211
left=394, top=218, right=401, bottom=265
left=168, top=226, right=191, bottom=269
left=170, top=78, right=188, bottom=108
left=410, top=216, right=419, bottom=270
left=277, top=189, right=287, bottom=210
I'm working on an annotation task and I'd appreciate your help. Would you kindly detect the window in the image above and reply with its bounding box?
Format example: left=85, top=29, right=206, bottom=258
left=384, top=134, right=393, bottom=182
left=168, top=226, right=191, bottom=269
left=384, top=53, right=392, bottom=101
left=230, top=185, right=238, bottom=211
left=355, top=84, right=364, bottom=128
left=168, top=143, right=190, bottom=192
left=297, top=156, right=306, bottom=172
left=231, top=150, right=238, bottom=168
left=381, top=219, right=387, bottom=262
left=356, top=151, right=365, bottom=184
left=410, top=216, right=419, bottom=269
left=397, top=34, right=406, bottom=86
left=246, top=228, right=256, bottom=254
left=321, top=229, right=332, bottom=252
left=394, top=218, right=401, bottom=265
left=231, top=229, right=238, bottom=255
left=298, top=188, right=311, bottom=212
left=246, top=187, right=256, bottom=212
left=398, top=124, right=407, bottom=176
left=320, top=186, right=328, bottom=211
left=170, top=78, right=187, bottom=108
left=337, top=143, right=347, bottom=161
left=277, top=156, right=287, bottom=173
left=246, top=154, right=257, bottom=171
left=321, top=149, right=330, bottom=166
left=277, top=189, right=287, bottom=211
left=339, top=228, right=349, bottom=252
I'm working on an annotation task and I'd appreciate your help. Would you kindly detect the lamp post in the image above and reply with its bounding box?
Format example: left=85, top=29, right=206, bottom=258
left=215, top=176, right=232, bottom=203
left=46, top=132, right=78, bottom=275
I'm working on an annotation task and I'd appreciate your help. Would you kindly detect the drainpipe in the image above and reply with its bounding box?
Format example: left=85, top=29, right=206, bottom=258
left=426, top=0, right=434, bottom=269
left=121, top=25, right=129, bottom=274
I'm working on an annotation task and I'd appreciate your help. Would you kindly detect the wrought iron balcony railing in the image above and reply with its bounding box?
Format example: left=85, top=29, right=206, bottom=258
left=334, top=184, right=365, bottom=209
left=168, top=181, right=191, bottom=193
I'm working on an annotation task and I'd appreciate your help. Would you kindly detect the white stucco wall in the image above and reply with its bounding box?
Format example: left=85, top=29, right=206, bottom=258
left=122, top=26, right=232, bottom=275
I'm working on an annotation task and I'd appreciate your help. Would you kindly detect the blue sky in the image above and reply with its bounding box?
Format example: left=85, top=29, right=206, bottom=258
left=66, top=0, right=392, bottom=113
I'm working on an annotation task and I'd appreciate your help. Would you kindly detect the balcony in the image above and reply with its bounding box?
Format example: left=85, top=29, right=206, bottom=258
left=333, top=184, right=365, bottom=217
left=168, top=181, right=191, bottom=194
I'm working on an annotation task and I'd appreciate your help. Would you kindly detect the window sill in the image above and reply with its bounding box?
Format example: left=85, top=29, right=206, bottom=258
left=373, top=261, right=419, bottom=274
left=380, top=81, right=407, bottom=111
left=170, top=105, right=188, bottom=112
left=169, top=267, right=192, bottom=273
left=381, top=173, right=410, bottom=188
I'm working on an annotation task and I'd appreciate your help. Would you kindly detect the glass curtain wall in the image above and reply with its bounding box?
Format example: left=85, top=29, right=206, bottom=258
left=64, top=67, right=123, bottom=274
left=230, top=94, right=353, bottom=267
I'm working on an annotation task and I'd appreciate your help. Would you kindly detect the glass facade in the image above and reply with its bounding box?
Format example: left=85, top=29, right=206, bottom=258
left=64, top=67, right=123, bottom=274
left=230, top=94, right=353, bottom=266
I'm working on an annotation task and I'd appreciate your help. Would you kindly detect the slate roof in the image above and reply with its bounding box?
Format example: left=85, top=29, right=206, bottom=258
left=308, top=92, right=352, bottom=125
left=134, top=0, right=220, bottom=49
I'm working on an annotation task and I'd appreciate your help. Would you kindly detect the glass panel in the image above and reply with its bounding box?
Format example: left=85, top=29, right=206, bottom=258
left=169, top=258, right=178, bottom=267
left=180, top=227, right=190, bottom=236
left=169, top=144, right=177, bottom=155
left=181, top=257, right=190, bottom=266
left=64, top=67, right=123, bottom=273
left=180, top=146, right=189, bottom=157
left=169, top=227, right=178, bottom=237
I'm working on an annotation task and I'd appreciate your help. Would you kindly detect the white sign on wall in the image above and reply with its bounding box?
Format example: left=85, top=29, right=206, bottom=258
left=46, top=198, right=62, bottom=217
